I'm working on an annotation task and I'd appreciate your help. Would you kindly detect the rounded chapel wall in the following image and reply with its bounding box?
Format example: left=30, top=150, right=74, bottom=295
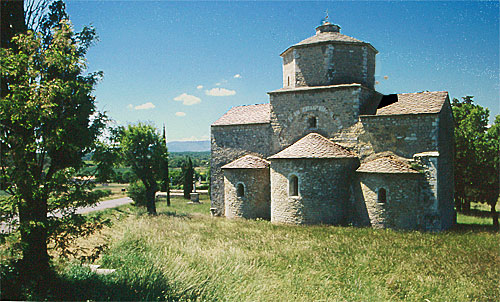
left=270, top=158, right=359, bottom=225
left=358, top=173, right=426, bottom=230
left=224, top=168, right=270, bottom=220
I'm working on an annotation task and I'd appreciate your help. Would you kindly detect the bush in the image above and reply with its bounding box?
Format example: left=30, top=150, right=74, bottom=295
left=93, top=189, right=112, bottom=199
left=127, top=181, right=148, bottom=207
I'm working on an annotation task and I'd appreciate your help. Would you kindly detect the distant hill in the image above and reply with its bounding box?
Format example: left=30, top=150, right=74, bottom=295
left=167, top=140, right=210, bottom=152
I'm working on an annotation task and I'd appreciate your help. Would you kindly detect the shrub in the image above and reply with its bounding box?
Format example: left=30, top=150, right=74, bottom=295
left=127, top=181, right=148, bottom=207
left=93, top=189, right=112, bottom=199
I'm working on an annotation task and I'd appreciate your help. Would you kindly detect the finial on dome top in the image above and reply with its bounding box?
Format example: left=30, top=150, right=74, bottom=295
left=316, top=10, right=341, bottom=34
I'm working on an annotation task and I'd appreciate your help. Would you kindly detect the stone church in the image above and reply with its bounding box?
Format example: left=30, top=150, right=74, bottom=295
left=210, top=21, right=456, bottom=231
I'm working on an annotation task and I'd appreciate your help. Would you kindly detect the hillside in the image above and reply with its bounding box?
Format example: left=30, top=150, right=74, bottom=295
left=167, top=140, right=210, bottom=152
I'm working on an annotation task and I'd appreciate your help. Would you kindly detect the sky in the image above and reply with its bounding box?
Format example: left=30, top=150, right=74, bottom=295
left=65, top=1, right=499, bottom=142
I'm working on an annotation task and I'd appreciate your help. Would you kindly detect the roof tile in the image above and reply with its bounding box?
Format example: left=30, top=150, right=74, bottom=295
left=269, top=133, right=357, bottom=159
left=212, top=103, right=270, bottom=126
left=356, top=155, right=420, bottom=174
left=375, top=91, right=448, bottom=116
left=222, top=155, right=270, bottom=169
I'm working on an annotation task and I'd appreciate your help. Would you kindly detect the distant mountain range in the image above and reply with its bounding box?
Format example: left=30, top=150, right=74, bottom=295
left=167, top=140, right=210, bottom=152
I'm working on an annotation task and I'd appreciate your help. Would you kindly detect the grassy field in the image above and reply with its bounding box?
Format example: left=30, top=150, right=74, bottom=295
left=28, top=197, right=497, bottom=302
left=93, top=183, right=128, bottom=200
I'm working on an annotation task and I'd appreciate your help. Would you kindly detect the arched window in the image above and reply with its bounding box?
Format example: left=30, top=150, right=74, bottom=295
left=378, top=188, right=387, bottom=203
left=236, top=183, right=245, bottom=197
left=289, top=175, right=299, bottom=196
left=307, top=116, right=317, bottom=129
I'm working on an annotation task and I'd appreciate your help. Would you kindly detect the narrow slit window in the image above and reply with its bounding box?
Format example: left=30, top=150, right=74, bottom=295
left=378, top=188, right=387, bottom=203
left=287, top=76, right=290, bottom=87
left=236, top=183, right=245, bottom=197
left=307, top=116, right=317, bottom=128
left=289, top=175, right=299, bottom=196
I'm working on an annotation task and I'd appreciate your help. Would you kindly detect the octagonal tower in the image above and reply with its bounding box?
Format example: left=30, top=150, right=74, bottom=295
left=281, top=22, right=378, bottom=89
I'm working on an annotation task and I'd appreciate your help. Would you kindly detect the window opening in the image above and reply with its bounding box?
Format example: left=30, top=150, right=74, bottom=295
left=237, top=183, right=245, bottom=197
left=289, top=175, right=299, bottom=196
left=378, top=188, right=387, bottom=203
left=307, top=116, right=317, bottom=128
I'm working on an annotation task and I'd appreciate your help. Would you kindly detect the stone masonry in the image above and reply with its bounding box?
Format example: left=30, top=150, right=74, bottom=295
left=210, top=20, right=455, bottom=231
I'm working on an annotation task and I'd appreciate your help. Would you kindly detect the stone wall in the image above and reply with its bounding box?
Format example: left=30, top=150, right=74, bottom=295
left=270, top=158, right=359, bottom=225
left=224, top=168, right=270, bottom=220
left=437, top=100, right=456, bottom=229
left=210, top=123, right=273, bottom=215
left=356, top=114, right=440, bottom=159
left=356, top=173, right=427, bottom=230
left=283, top=43, right=376, bottom=89
left=269, top=85, right=380, bottom=153
left=282, top=50, right=295, bottom=88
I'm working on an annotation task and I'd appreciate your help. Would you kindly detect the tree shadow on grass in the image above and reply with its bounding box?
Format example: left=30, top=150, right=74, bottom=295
left=160, top=211, right=192, bottom=219
left=451, top=223, right=498, bottom=233
left=1, top=263, right=200, bottom=301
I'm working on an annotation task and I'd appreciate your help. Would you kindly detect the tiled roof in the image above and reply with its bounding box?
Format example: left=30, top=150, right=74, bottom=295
left=356, top=155, right=420, bottom=174
left=375, top=91, right=448, bottom=116
left=268, top=133, right=357, bottom=159
left=222, top=155, right=270, bottom=169
left=281, top=25, right=377, bottom=55
left=295, top=32, right=364, bottom=46
left=212, top=103, right=270, bottom=126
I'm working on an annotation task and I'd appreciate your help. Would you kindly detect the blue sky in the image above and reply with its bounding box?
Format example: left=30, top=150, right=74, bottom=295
left=66, top=1, right=499, bottom=142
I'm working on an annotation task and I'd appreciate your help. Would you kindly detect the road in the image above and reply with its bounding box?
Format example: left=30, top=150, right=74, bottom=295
left=0, top=197, right=134, bottom=234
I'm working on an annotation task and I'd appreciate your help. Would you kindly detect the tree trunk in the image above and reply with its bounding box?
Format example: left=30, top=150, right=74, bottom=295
left=18, top=196, right=50, bottom=283
left=145, top=185, right=157, bottom=215
left=491, top=203, right=499, bottom=231
left=166, top=181, right=170, bottom=207
left=455, top=197, right=462, bottom=212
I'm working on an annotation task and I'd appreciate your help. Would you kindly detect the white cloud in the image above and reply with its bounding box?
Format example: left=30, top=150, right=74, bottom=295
left=205, top=88, right=236, bottom=96
left=233, top=74, right=241, bottom=78
left=173, top=93, right=201, bottom=105
left=129, top=102, right=155, bottom=110
left=215, top=82, right=222, bottom=86
left=196, top=85, right=203, bottom=90
left=175, top=112, right=186, bottom=117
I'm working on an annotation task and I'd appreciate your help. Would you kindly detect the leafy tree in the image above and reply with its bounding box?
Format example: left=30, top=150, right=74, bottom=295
left=92, top=142, right=116, bottom=183
left=118, top=123, right=168, bottom=214
left=0, top=18, right=106, bottom=286
left=452, top=96, right=499, bottom=229
left=182, top=157, right=194, bottom=199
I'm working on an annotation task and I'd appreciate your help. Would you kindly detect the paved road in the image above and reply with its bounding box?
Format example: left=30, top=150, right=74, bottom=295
left=0, top=197, right=134, bottom=234
left=74, top=197, right=133, bottom=214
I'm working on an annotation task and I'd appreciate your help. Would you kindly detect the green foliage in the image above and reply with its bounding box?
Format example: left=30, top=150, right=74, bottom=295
left=93, top=189, right=112, bottom=199
left=169, top=151, right=209, bottom=168
left=117, top=123, right=168, bottom=214
left=126, top=180, right=148, bottom=207
left=0, top=14, right=106, bottom=277
left=169, top=169, right=183, bottom=189
left=182, top=157, right=194, bottom=199
left=452, top=96, right=499, bottom=229
left=6, top=198, right=492, bottom=301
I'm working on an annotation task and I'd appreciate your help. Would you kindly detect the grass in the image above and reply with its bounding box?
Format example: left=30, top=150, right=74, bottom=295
left=25, top=197, right=496, bottom=302
left=93, top=183, right=129, bottom=200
